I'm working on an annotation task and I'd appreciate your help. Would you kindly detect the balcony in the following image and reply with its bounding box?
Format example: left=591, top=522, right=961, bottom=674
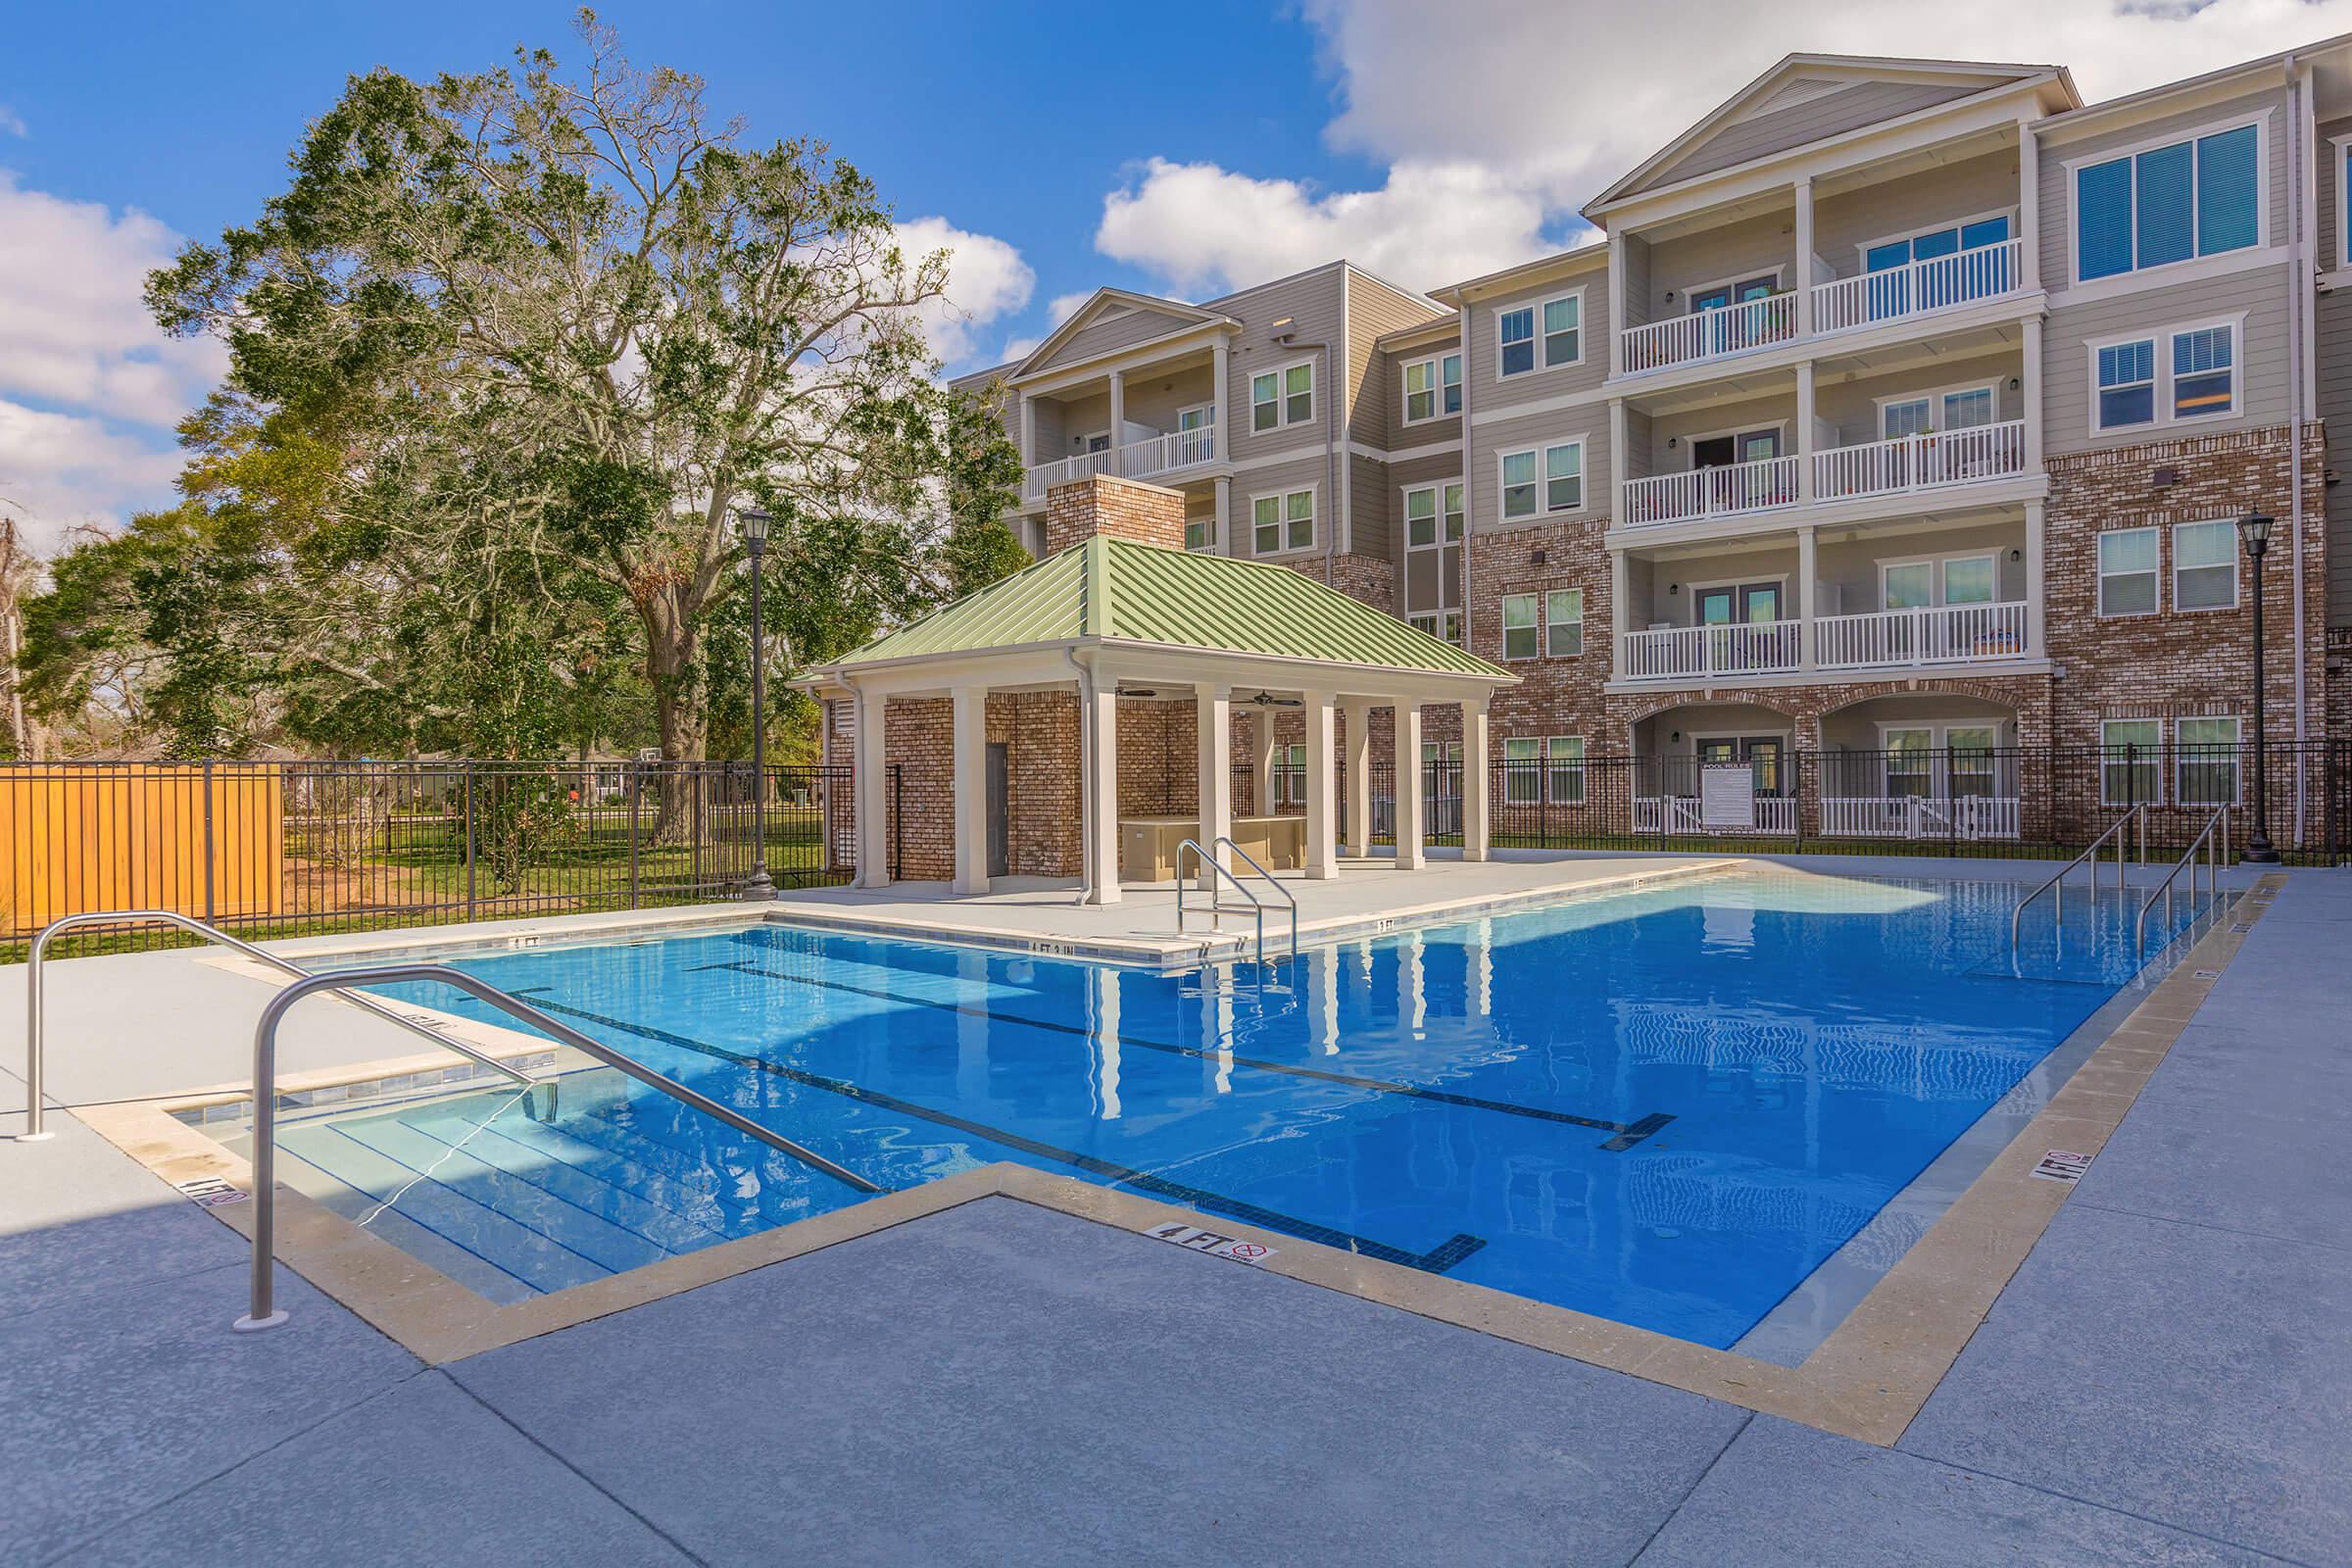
left=1023, top=421, right=1219, bottom=503
left=1619, top=421, right=2029, bottom=531
left=1815, top=602, right=2030, bottom=670
left=1615, top=238, right=2027, bottom=376
left=1623, top=620, right=1803, bottom=681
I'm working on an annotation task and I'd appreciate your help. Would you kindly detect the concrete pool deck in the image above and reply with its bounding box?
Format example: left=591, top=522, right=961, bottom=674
left=0, top=858, right=2341, bottom=1564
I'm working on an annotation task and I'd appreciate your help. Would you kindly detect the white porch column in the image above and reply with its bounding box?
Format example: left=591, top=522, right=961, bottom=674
left=2025, top=499, right=2048, bottom=659
left=1794, top=359, right=1818, bottom=502
left=1249, top=708, right=1279, bottom=815
left=1303, top=689, right=1337, bottom=879
left=1792, top=177, right=1816, bottom=339
left=1213, top=475, right=1232, bottom=555
left=1018, top=394, right=1036, bottom=467
left=854, top=687, right=890, bottom=888
left=1211, top=338, right=1231, bottom=453
left=1394, top=702, right=1425, bottom=870
left=1107, top=370, right=1126, bottom=466
left=2022, top=316, right=2045, bottom=472
left=2018, top=122, right=2041, bottom=293
left=1342, top=701, right=1372, bottom=857
left=1797, top=525, right=1819, bottom=673
left=1196, top=682, right=1232, bottom=887
left=952, top=685, right=989, bottom=896
left=1461, top=700, right=1492, bottom=862
left=1082, top=674, right=1121, bottom=905
left=1607, top=237, right=1628, bottom=378
left=1609, top=550, right=1630, bottom=680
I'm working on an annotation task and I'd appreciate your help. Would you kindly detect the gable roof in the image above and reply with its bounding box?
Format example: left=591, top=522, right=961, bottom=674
left=819, top=536, right=1510, bottom=682
left=1590, top=54, right=2066, bottom=214
left=1009, top=288, right=1235, bottom=380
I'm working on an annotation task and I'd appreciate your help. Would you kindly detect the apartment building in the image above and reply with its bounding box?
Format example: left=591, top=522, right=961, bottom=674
left=949, top=40, right=2352, bottom=846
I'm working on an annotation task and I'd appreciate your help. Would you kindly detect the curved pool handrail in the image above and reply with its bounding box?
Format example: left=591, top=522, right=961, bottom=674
left=235, top=960, right=882, bottom=1332
left=1175, top=838, right=1267, bottom=963
left=2010, top=805, right=2145, bottom=954
left=2136, top=807, right=2230, bottom=956
left=16, top=907, right=536, bottom=1143
left=1213, top=835, right=1298, bottom=963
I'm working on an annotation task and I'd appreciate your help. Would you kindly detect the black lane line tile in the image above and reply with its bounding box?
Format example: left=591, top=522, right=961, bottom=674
left=507, top=991, right=1487, bottom=1276
left=695, top=958, right=1675, bottom=1151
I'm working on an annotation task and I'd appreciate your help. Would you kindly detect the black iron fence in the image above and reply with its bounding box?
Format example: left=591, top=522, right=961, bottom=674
left=1, top=760, right=872, bottom=956
left=1335, top=741, right=2351, bottom=864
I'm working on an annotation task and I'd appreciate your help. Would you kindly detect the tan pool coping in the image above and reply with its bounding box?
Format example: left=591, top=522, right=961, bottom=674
left=76, top=870, right=2280, bottom=1449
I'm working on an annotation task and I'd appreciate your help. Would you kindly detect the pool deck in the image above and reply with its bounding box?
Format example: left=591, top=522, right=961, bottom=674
left=1, top=856, right=2343, bottom=1564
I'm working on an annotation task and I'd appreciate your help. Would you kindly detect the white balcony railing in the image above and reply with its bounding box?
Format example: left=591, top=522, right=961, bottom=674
left=1815, top=601, right=2031, bottom=670
left=1635, top=795, right=1798, bottom=835
left=1022, top=417, right=1218, bottom=501
left=1620, top=293, right=1799, bottom=374
left=1814, top=420, right=2028, bottom=502
left=1811, top=238, right=2025, bottom=335
left=1820, top=796, right=2021, bottom=840
left=1623, top=620, right=1804, bottom=681
left=1620, top=454, right=1801, bottom=527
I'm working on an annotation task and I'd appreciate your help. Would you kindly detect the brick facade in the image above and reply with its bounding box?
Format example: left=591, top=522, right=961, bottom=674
left=1043, top=474, right=1188, bottom=553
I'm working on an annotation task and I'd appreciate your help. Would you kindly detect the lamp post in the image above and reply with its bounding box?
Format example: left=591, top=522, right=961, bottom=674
left=738, top=504, right=776, bottom=898
left=2236, top=512, right=2279, bottom=864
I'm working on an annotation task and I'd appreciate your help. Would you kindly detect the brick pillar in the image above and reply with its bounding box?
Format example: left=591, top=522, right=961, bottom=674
left=1044, top=474, right=1187, bottom=554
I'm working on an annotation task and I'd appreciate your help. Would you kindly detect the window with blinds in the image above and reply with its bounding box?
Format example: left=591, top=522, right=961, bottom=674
left=2076, top=122, right=2260, bottom=281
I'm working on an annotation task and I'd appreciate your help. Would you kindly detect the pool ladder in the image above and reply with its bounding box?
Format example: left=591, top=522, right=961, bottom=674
left=2009, top=806, right=2147, bottom=956
left=1175, top=837, right=1298, bottom=965
left=2134, top=807, right=2230, bottom=956
left=13, top=912, right=880, bottom=1332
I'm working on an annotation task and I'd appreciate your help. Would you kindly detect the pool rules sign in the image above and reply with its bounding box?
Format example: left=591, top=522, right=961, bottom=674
left=1144, top=1221, right=1276, bottom=1266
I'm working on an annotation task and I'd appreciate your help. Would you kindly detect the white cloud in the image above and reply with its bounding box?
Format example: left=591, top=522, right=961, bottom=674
left=1047, top=291, right=1093, bottom=325
left=0, top=107, right=25, bottom=139
left=1100, top=0, right=2352, bottom=298
left=895, top=216, right=1035, bottom=374
left=999, top=335, right=1042, bottom=364
left=0, top=172, right=223, bottom=551
left=1097, top=157, right=1551, bottom=298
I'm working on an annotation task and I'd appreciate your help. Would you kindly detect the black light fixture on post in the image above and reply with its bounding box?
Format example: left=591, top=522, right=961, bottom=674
left=2236, top=511, right=2280, bottom=864
left=737, top=504, right=777, bottom=898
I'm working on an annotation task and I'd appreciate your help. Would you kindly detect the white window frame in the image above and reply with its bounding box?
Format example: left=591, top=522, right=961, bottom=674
left=2335, top=134, right=2352, bottom=273
left=2171, top=517, right=2239, bottom=612
left=1544, top=735, right=1586, bottom=804
left=2099, top=717, right=2165, bottom=807
left=1176, top=401, right=1214, bottom=430
left=1400, top=352, right=1462, bottom=423
left=1402, top=479, right=1464, bottom=555
left=2065, top=114, right=2269, bottom=287
left=1406, top=610, right=1463, bottom=646
left=2096, top=525, right=2161, bottom=618
left=1502, top=737, right=1542, bottom=805
left=1539, top=289, right=1585, bottom=371
left=1500, top=593, right=1540, bottom=661
left=2086, top=315, right=2244, bottom=435
left=1678, top=267, right=1786, bottom=315
left=1184, top=514, right=1213, bottom=553
left=1871, top=381, right=2001, bottom=438
left=1689, top=573, right=1791, bottom=627
left=1851, top=208, right=2021, bottom=271
left=1495, top=305, right=1537, bottom=379
left=1495, top=440, right=1588, bottom=520
left=1249, top=485, right=1317, bottom=558
left=1251, top=357, right=1316, bottom=432
left=1076, top=428, right=1111, bottom=453
left=2175, top=715, right=2243, bottom=807
left=1544, top=588, right=1584, bottom=657
left=1872, top=720, right=2006, bottom=798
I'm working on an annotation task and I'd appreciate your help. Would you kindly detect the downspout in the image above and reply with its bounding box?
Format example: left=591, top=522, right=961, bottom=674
left=1272, top=324, right=1338, bottom=587
left=2285, top=54, right=2311, bottom=842
left=1458, top=299, right=1475, bottom=657
left=1064, top=645, right=1097, bottom=906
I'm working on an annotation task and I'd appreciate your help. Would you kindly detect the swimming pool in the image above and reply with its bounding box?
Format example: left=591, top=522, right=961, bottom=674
left=224, top=866, right=2220, bottom=1351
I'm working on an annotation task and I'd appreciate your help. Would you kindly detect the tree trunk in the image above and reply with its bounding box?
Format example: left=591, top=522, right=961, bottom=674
left=644, top=600, right=707, bottom=847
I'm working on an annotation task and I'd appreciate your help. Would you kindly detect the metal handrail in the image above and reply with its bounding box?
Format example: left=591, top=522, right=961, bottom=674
left=1213, top=835, right=1299, bottom=962
left=16, top=908, right=535, bottom=1143
left=2010, top=805, right=2146, bottom=953
left=1175, top=838, right=1268, bottom=963
left=234, top=961, right=881, bottom=1332
left=2136, top=807, right=2230, bottom=956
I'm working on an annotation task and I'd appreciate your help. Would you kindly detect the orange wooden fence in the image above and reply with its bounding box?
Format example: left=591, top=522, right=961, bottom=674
left=0, top=763, right=284, bottom=936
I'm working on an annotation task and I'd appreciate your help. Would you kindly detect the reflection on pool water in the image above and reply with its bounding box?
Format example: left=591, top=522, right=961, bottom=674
left=257, top=866, right=2215, bottom=1350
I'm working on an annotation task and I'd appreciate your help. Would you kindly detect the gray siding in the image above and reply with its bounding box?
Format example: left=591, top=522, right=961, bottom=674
left=1347, top=272, right=1450, bottom=445
left=1468, top=405, right=1610, bottom=535
left=1465, top=261, right=1610, bottom=404
left=1644, top=211, right=1795, bottom=325
left=1348, top=452, right=1394, bottom=563
left=1813, top=349, right=2023, bottom=446
left=2038, top=85, right=2288, bottom=292
left=1223, top=269, right=1348, bottom=466
left=2319, top=286, right=2352, bottom=625
left=1812, top=147, right=2022, bottom=280
left=1389, top=452, right=1465, bottom=614
left=1642, top=78, right=2007, bottom=191
left=1234, top=454, right=1330, bottom=561
left=1030, top=303, right=1205, bottom=373
left=2042, top=264, right=2292, bottom=454
left=1378, top=335, right=1464, bottom=448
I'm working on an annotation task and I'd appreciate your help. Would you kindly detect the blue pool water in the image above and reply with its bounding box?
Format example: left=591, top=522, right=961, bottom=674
left=274, top=867, right=2217, bottom=1348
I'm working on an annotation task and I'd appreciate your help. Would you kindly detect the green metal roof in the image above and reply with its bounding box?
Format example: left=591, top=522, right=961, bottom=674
left=828, top=536, right=1509, bottom=680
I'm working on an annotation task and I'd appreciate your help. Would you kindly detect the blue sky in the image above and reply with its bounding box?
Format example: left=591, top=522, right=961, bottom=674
left=1, top=0, right=2336, bottom=548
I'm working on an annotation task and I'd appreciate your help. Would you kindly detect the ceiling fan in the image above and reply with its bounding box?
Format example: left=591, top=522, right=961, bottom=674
left=1242, top=691, right=1301, bottom=709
